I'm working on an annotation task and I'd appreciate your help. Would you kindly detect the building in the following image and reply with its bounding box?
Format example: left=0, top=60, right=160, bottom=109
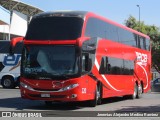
left=0, top=0, right=43, bottom=40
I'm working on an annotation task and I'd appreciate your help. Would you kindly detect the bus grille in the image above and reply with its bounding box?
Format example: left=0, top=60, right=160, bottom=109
left=33, top=88, right=60, bottom=91
left=29, top=94, right=66, bottom=98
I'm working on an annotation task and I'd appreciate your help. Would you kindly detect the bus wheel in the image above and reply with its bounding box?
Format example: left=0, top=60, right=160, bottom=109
left=89, top=84, right=101, bottom=107
left=97, top=83, right=102, bottom=105
left=129, top=83, right=138, bottom=99
left=1, top=76, right=15, bottom=89
left=137, top=84, right=143, bottom=99
left=45, top=101, right=53, bottom=106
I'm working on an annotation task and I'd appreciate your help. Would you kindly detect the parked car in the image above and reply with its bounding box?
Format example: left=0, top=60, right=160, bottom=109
left=151, top=78, right=160, bottom=92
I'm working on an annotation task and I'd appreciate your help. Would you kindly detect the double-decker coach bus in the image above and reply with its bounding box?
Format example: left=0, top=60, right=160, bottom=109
left=11, top=11, right=151, bottom=107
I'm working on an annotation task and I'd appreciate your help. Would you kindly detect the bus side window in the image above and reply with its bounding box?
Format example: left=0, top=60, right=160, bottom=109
left=99, top=57, right=111, bottom=74
left=137, top=36, right=141, bottom=48
left=82, top=53, right=92, bottom=72
left=99, top=57, right=105, bottom=74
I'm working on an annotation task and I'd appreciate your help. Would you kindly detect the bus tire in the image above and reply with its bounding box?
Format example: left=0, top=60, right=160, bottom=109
left=130, top=83, right=138, bottom=99
left=1, top=76, right=15, bottom=89
left=97, top=83, right=102, bottom=105
left=137, top=83, right=143, bottom=99
left=88, top=84, right=101, bottom=107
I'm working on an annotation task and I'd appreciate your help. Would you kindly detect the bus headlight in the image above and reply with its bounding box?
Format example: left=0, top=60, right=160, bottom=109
left=20, top=82, right=34, bottom=91
left=59, top=84, right=79, bottom=92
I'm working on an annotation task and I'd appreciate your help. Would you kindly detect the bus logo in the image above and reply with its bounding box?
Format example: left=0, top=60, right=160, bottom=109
left=52, top=81, right=62, bottom=88
left=135, top=52, right=147, bottom=66
left=3, top=54, right=21, bottom=66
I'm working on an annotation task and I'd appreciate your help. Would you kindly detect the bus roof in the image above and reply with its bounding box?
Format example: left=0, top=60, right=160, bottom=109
left=86, top=12, right=150, bottom=39
left=33, top=11, right=88, bottom=19
left=32, top=11, right=150, bottom=39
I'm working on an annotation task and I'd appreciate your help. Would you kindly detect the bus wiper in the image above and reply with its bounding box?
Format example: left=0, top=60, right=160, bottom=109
left=38, top=77, right=52, bottom=80
left=40, top=71, right=70, bottom=79
left=52, top=72, right=70, bottom=79
left=60, top=74, right=69, bottom=79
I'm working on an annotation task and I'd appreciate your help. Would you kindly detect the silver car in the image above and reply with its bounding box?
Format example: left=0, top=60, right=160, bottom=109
left=151, top=78, right=160, bottom=92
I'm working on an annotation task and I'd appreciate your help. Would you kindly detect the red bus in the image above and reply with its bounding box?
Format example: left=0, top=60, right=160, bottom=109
left=11, top=11, right=151, bottom=107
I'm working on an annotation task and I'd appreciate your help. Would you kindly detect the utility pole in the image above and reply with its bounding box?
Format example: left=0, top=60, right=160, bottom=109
left=136, top=5, right=141, bottom=31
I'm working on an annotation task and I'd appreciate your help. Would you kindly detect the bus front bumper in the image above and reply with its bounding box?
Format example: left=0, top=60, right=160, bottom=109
left=20, top=82, right=93, bottom=102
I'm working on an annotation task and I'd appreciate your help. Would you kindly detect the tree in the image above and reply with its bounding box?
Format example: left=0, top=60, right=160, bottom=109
left=125, top=15, right=160, bottom=72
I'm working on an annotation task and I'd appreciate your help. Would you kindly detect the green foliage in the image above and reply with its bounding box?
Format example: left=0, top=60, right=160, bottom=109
left=125, top=15, right=160, bottom=72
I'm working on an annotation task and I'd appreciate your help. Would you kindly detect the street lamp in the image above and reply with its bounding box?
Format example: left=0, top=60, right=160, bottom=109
left=136, top=5, right=140, bottom=31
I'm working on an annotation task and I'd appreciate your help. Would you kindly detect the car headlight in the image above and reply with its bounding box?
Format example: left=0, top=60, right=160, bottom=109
left=20, top=82, right=34, bottom=91
left=59, top=84, right=79, bottom=92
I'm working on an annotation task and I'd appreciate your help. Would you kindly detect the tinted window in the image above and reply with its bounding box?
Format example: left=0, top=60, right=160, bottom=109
left=99, top=57, right=134, bottom=75
left=0, top=41, right=10, bottom=53
left=140, top=37, right=146, bottom=50
left=0, top=41, right=23, bottom=54
left=146, top=38, right=150, bottom=50
left=118, top=28, right=136, bottom=47
left=85, top=17, right=150, bottom=51
left=22, top=45, right=79, bottom=79
left=85, top=18, right=119, bottom=42
left=25, top=17, right=83, bottom=40
left=157, top=78, right=160, bottom=83
left=106, top=24, right=119, bottom=41
left=85, top=18, right=105, bottom=39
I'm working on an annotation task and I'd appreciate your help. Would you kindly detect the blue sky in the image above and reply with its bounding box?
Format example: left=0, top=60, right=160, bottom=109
left=1, top=0, right=159, bottom=26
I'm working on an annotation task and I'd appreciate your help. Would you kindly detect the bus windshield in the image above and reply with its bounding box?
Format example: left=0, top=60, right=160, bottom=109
left=25, top=17, right=84, bottom=40
left=22, top=45, right=79, bottom=79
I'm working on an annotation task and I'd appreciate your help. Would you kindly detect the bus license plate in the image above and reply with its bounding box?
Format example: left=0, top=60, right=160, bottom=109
left=41, top=93, right=50, bottom=98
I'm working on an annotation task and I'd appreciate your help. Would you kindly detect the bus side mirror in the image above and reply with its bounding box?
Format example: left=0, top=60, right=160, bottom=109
left=10, top=37, right=24, bottom=55
left=82, top=54, right=92, bottom=72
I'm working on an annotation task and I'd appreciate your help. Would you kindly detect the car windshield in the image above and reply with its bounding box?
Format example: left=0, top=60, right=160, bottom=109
left=25, top=16, right=83, bottom=40
left=22, top=45, right=79, bottom=79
